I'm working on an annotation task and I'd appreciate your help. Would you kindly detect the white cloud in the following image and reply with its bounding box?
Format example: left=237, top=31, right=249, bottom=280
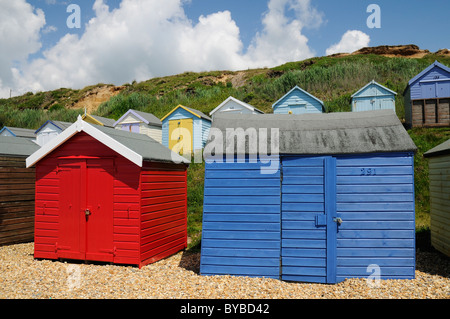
left=0, top=0, right=45, bottom=96
left=42, top=25, right=58, bottom=34
left=245, top=0, right=323, bottom=68
left=326, top=30, right=371, bottom=56
left=1, top=0, right=324, bottom=98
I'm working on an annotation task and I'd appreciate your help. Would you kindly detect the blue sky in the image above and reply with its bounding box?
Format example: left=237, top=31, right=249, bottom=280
left=34, top=0, right=449, bottom=56
left=1, top=0, right=449, bottom=98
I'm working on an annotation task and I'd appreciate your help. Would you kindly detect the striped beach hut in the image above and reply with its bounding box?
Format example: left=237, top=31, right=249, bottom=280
left=113, top=109, right=162, bottom=144
left=161, top=105, right=211, bottom=155
left=200, top=110, right=417, bottom=284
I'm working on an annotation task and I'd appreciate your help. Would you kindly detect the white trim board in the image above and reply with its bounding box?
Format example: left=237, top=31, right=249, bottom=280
left=26, top=116, right=143, bottom=168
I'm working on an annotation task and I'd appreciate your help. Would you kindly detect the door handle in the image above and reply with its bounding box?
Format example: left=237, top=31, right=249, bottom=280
left=333, top=217, right=343, bottom=226
left=85, top=209, right=91, bottom=216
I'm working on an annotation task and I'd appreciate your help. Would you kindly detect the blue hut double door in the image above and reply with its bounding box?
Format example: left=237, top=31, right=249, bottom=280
left=281, top=156, right=339, bottom=284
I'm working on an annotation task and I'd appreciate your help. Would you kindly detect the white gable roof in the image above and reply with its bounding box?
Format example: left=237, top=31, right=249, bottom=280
left=26, top=116, right=188, bottom=168
left=351, top=80, right=397, bottom=98
left=272, top=86, right=324, bottom=109
left=209, top=96, right=264, bottom=116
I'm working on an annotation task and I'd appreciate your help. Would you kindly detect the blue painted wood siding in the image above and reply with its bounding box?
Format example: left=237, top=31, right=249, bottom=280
left=200, top=119, right=211, bottom=149
left=200, top=159, right=281, bottom=278
left=273, top=90, right=323, bottom=114
left=410, top=66, right=450, bottom=100
left=352, top=84, right=396, bottom=112
left=335, top=153, right=416, bottom=281
left=162, top=108, right=211, bottom=151
left=200, top=153, right=416, bottom=283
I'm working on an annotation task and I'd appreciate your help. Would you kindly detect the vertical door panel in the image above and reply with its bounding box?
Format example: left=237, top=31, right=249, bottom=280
left=57, top=160, right=85, bottom=260
left=169, top=119, right=193, bottom=155
left=85, top=159, right=114, bottom=262
left=57, top=159, right=114, bottom=263
left=437, top=81, right=450, bottom=98
left=281, top=156, right=337, bottom=283
left=131, top=123, right=140, bottom=133
left=421, top=82, right=436, bottom=99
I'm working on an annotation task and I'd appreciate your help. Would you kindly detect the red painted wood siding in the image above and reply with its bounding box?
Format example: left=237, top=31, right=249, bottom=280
left=34, top=132, right=141, bottom=265
left=139, top=162, right=187, bottom=267
left=35, top=161, right=59, bottom=259
left=113, top=157, right=141, bottom=265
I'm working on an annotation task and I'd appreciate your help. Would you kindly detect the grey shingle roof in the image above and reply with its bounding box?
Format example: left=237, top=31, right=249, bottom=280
left=90, top=115, right=116, bottom=128
left=52, top=121, right=73, bottom=130
left=130, top=110, right=162, bottom=127
left=1, top=127, right=36, bottom=139
left=209, top=110, right=417, bottom=155
left=183, top=106, right=212, bottom=121
left=92, top=123, right=189, bottom=164
left=0, top=136, right=40, bottom=157
left=424, top=139, right=450, bottom=158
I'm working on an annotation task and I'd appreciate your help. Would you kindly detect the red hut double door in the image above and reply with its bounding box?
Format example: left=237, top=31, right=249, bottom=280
left=56, top=158, right=114, bottom=262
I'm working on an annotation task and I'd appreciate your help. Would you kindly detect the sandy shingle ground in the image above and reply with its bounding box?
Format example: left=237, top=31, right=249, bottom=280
left=0, top=243, right=448, bottom=299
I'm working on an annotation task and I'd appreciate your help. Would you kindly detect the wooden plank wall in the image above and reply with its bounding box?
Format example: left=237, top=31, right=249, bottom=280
left=429, top=155, right=450, bottom=257
left=140, top=162, right=187, bottom=267
left=335, top=153, right=416, bottom=281
left=200, top=159, right=281, bottom=279
left=34, top=161, right=58, bottom=259
left=273, top=89, right=323, bottom=114
left=112, top=156, right=141, bottom=266
left=0, top=156, right=35, bottom=246
left=411, top=99, right=450, bottom=127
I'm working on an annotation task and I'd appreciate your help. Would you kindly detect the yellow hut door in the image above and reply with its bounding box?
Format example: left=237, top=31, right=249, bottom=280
left=169, top=119, right=193, bottom=156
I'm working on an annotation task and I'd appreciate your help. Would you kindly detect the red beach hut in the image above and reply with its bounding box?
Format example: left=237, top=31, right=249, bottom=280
left=26, top=116, right=189, bottom=268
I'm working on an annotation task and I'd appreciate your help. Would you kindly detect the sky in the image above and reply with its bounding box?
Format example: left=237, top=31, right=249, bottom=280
left=0, top=0, right=449, bottom=98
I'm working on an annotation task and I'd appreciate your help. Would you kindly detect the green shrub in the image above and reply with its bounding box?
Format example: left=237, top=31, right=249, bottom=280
left=49, top=103, right=65, bottom=112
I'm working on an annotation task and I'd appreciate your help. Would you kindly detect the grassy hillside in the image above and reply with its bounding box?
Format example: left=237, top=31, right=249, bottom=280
left=1, top=53, right=449, bottom=127
left=1, top=50, right=449, bottom=248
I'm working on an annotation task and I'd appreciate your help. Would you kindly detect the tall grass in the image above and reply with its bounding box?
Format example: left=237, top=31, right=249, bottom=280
left=186, top=161, right=205, bottom=251
left=409, top=128, right=450, bottom=229
left=0, top=105, right=82, bottom=129
left=243, top=56, right=436, bottom=118
left=96, top=85, right=239, bottom=120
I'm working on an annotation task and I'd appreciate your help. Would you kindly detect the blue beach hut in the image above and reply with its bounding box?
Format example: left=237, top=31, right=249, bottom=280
left=404, top=61, right=450, bottom=127
left=352, top=80, right=397, bottom=112
left=272, top=86, right=324, bottom=114
left=200, top=110, right=417, bottom=284
left=161, top=105, right=211, bottom=155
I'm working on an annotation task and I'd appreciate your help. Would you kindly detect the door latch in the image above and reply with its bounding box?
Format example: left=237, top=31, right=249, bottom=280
left=85, top=209, right=91, bottom=216
left=333, top=217, right=343, bottom=226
